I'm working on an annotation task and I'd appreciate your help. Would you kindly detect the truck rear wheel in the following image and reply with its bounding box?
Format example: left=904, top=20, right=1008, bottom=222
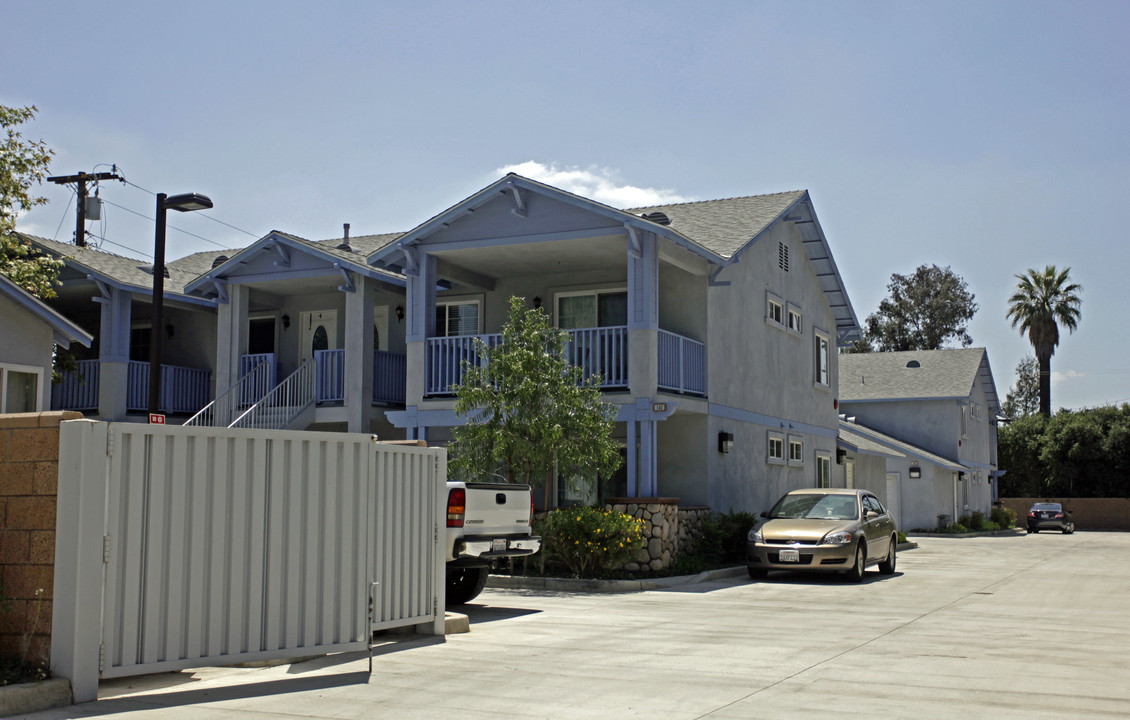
left=446, top=566, right=489, bottom=605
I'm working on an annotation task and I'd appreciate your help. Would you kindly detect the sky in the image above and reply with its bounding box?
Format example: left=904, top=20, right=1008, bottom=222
left=4, top=0, right=1128, bottom=411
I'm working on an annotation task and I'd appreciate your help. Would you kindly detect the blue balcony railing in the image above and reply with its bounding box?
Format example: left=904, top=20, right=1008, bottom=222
left=312, top=349, right=407, bottom=405
left=51, top=359, right=211, bottom=414
left=657, top=330, right=706, bottom=395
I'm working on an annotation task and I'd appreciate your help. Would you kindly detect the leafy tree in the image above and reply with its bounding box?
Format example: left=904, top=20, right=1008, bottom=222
left=1002, top=355, right=1040, bottom=419
left=1006, top=266, right=1082, bottom=416
left=858, top=264, right=977, bottom=352
left=1, top=104, right=61, bottom=298
left=448, top=296, right=623, bottom=507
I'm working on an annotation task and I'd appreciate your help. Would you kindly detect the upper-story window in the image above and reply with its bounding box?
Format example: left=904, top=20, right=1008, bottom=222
left=767, top=293, right=784, bottom=327
left=435, top=300, right=481, bottom=337
left=787, top=304, right=802, bottom=335
left=767, top=432, right=785, bottom=464
left=788, top=436, right=804, bottom=464
left=814, top=330, right=830, bottom=387
left=556, top=290, right=627, bottom=330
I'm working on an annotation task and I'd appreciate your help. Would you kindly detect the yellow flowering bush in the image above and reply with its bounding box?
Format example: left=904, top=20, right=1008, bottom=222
left=536, top=507, right=647, bottom=578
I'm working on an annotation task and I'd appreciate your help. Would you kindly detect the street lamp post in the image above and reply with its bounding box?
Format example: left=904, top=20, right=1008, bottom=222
left=149, top=192, right=213, bottom=417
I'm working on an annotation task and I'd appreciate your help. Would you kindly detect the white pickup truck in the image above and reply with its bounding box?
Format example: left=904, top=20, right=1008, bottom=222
left=444, top=481, right=541, bottom=604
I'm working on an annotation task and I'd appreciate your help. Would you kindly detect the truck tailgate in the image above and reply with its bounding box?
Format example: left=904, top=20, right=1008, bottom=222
left=462, top=483, right=532, bottom=536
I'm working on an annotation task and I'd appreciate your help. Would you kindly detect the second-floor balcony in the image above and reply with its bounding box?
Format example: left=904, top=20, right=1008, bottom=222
left=423, top=326, right=705, bottom=397
left=313, top=349, right=407, bottom=405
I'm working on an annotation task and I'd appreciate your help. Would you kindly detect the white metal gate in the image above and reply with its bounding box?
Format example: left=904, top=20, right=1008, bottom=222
left=51, top=420, right=446, bottom=702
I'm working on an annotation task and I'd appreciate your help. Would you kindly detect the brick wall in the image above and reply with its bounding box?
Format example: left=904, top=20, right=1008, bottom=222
left=0, top=411, right=81, bottom=666
left=1000, top=497, right=1130, bottom=531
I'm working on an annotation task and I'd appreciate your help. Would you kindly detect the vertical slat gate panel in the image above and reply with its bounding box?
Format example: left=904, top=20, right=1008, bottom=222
left=184, top=434, right=211, bottom=661
left=163, top=432, right=190, bottom=664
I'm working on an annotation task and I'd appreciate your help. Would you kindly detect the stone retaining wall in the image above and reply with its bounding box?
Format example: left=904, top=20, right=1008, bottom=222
left=0, top=411, right=81, bottom=666
left=603, top=498, right=713, bottom=572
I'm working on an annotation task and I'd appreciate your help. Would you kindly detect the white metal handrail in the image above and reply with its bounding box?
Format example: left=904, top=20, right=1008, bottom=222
left=184, top=358, right=273, bottom=427
left=229, top=359, right=316, bottom=430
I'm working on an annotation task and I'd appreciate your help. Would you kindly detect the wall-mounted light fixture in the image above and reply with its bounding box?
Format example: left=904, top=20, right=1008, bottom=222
left=395, top=305, right=404, bottom=322
left=532, top=296, right=542, bottom=309
left=909, top=465, right=921, bottom=479
left=165, top=323, right=175, bottom=340
left=718, top=431, right=734, bottom=454
left=836, top=448, right=847, bottom=465
left=281, top=314, right=291, bottom=330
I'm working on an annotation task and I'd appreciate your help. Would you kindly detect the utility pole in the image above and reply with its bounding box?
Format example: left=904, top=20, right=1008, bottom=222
left=46, top=170, right=124, bottom=247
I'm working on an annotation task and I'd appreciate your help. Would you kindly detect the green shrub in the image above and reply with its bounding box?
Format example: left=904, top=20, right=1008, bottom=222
left=693, top=510, right=757, bottom=565
left=982, top=520, right=1000, bottom=531
left=536, top=507, right=647, bottom=578
left=897, top=531, right=908, bottom=544
left=946, top=522, right=968, bottom=534
left=990, top=505, right=1017, bottom=529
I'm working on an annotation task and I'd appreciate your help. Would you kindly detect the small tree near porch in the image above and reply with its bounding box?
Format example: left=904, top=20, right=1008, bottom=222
left=448, top=296, right=622, bottom=507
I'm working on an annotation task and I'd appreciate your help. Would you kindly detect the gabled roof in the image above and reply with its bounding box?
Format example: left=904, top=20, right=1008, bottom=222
left=369, top=174, right=860, bottom=343
left=839, top=348, right=1000, bottom=417
left=0, top=273, right=93, bottom=347
left=183, top=230, right=405, bottom=298
left=839, top=419, right=966, bottom=472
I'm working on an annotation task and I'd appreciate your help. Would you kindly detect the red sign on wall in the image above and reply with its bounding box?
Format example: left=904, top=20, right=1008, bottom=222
left=149, top=413, right=166, bottom=425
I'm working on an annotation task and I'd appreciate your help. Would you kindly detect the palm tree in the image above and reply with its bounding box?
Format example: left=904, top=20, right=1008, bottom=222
left=1006, top=266, right=1082, bottom=416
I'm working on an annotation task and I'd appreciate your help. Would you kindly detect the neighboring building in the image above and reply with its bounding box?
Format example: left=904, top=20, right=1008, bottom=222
left=0, top=272, right=93, bottom=412
left=838, top=349, right=1002, bottom=529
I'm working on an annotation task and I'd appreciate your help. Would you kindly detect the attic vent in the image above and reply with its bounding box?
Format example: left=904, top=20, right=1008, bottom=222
left=906, top=360, right=921, bottom=368
left=211, top=255, right=229, bottom=268
left=641, top=211, right=671, bottom=225
left=142, top=264, right=170, bottom=278
left=778, top=241, right=789, bottom=271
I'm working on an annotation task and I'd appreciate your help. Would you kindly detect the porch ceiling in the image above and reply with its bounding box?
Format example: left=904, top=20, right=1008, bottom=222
left=430, top=233, right=629, bottom=283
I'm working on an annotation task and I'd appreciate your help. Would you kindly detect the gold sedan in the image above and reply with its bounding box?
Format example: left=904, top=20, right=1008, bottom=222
left=746, top=488, right=898, bottom=582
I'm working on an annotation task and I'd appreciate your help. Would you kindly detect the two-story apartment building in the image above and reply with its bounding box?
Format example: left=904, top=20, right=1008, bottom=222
left=838, top=349, right=1002, bottom=529
left=39, top=173, right=864, bottom=514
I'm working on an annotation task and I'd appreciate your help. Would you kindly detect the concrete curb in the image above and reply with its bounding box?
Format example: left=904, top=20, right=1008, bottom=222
left=906, top=528, right=1025, bottom=539
left=0, top=677, right=71, bottom=717
left=489, top=565, right=750, bottom=593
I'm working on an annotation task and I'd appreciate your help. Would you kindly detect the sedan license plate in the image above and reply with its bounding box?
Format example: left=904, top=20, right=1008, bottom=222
left=491, top=539, right=508, bottom=553
left=778, top=548, right=800, bottom=563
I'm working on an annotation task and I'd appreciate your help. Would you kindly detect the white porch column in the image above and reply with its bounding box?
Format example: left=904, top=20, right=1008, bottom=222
left=97, top=288, right=130, bottom=420
left=404, top=249, right=435, bottom=406
left=216, top=285, right=249, bottom=421
left=627, top=230, right=659, bottom=397
left=344, top=274, right=375, bottom=433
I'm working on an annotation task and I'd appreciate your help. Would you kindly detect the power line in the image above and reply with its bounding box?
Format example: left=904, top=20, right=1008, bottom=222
left=121, top=178, right=257, bottom=238
left=100, top=199, right=240, bottom=250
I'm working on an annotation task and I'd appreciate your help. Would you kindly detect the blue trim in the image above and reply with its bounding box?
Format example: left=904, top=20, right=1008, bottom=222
left=708, top=402, right=840, bottom=439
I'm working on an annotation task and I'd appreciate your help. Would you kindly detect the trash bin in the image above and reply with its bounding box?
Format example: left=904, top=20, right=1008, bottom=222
left=937, top=514, right=951, bottom=530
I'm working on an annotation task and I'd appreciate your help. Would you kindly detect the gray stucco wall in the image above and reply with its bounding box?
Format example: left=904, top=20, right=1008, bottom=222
left=698, top=221, right=842, bottom=514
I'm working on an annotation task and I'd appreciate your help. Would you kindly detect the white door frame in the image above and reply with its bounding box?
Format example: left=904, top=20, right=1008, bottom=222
left=299, top=310, right=337, bottom=365
left=374, top=306, right=389, bottom=352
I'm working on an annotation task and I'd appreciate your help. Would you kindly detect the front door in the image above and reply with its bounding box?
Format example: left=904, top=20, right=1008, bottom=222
left=300, top=310, right=337, bottom=366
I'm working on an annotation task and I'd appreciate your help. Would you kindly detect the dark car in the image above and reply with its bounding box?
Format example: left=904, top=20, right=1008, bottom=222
left=1027, top=503, right=1075, bottom=534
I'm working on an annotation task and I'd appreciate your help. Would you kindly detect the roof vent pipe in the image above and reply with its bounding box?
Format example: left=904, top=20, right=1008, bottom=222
left=337, top=223, right=352, bottom=252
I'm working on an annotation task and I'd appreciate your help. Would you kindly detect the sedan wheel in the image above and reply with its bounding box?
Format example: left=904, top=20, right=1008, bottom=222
left=878, top=536, right=897, bottom=575
left=846, top=543, right=866, bottom=583
left=747, top=566, right=768, bottom=580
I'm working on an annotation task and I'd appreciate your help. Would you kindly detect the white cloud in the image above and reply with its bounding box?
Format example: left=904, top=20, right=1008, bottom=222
left=496, top=161, right=692, bottom=209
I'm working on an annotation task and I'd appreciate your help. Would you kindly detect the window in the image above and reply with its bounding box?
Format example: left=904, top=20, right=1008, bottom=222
left=129, top=326, right=151, bottom=363
left=435, top=300, right=480, bottom=337
left=787, top=305, right=802, bottom=334
left=556, top=290, right=627, bottom=330
left=816, top=453, right=831, bottom=488
left=767, top=433, right=785, bottom=464
left=788, top=437, right=804, bottom=464
left=960, top=405, right=969, bottom=438
left=814, top=331, right=830, bottom=386
left=0, top=364, right=42, bottom=413
left=766, top=294, right=784, bottom=327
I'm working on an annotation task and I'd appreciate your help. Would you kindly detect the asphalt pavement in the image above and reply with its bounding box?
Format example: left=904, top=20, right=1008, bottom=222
left=22, top=531, right=1130, bottom=719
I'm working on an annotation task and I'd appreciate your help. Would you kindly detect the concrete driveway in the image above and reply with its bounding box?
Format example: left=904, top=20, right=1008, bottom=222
left=26, top=531, right=1130, bottom=719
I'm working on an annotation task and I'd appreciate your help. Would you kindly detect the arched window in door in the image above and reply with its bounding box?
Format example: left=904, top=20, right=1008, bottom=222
left=311, top=324, right=329, bottom=354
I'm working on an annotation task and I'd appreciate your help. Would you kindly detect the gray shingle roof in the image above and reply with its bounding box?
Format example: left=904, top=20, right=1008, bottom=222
left=837, top=425, right=906, bottom=458
left=839, top=349, right=999, bottom=415
left=19, top=234, right=205, bottom=296
left=628, top=191, right=807, bottom=259
left=0, top=272, right=93, bottom=347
